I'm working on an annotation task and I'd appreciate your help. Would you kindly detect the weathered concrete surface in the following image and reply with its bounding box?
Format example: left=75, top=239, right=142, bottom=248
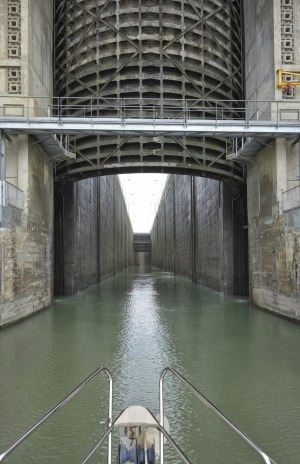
left=247, top=140, right=300, bottom=320
left=244, top=0, right=275, bottom=102
left=0, top=0, right=54, bottom=327
left=0, top=136, right=54, bottom=327
left=244, top=1, right=300, bottom=320
left=0, top=0, right=53, bottom=98
left=54, top=176, right=134, bottom=295
left=134, top=253, right=151, bottom=267
left=151, top=175, right=248, bottom=295
left=27, top=1, right=53, bottom=97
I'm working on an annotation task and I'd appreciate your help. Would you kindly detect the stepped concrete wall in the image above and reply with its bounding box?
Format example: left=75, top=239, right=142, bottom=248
left=54, top=176, right=134, bottom=295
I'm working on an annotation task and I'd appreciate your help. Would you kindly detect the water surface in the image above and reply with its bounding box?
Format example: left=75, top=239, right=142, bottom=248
left=0, top=267, right=299, bottom=463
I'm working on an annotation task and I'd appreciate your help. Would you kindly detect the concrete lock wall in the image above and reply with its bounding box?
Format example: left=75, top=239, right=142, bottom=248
left=151, top=175, right=248, bottom=295
left=0, top=0, right=134, bottom=325
left=244, top=0, right=300, bottom=320
left=54, top=176, right=134, bottom=296
left=247, top=140, right=300, bottom=320
left=0, top=137, right=54, bottom=327
left=0, top=0, right=54, bottom=327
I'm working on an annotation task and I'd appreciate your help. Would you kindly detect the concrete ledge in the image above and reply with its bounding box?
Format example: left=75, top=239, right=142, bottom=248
left=0, top=297, right=52, bottom=328
left=251, top=288, right=300, bottom=322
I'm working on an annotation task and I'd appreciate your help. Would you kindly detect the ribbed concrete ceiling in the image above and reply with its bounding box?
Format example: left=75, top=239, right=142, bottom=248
left=54, top=0, right=244, bottom=183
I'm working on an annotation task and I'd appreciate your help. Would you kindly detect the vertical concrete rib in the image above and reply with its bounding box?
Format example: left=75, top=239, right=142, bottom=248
left=54, top=0, right=244, bottom=180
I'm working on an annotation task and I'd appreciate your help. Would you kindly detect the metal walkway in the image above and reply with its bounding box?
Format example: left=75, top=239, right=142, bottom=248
left=1, top=97, right=300, bottom=183
left=1, top=116, right=300, bottom=137
left=1, top=97, right=300, bottom=137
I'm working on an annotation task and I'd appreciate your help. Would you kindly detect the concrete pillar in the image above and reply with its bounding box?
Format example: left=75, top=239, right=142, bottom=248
left=247, top=140, right=300, bottom=319
left=190, top=176, right=196, bottom=282
left=244, top=0, right=300, bottom=320
left=0, top=0, right=54, bottom=327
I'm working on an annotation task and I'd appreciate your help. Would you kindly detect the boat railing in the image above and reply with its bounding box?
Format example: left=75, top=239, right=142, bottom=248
left=159, top=367, right=277, bottom=464
left=0, top=367, right=278, bottom=464
left=0, top=367, right=113, bottom=463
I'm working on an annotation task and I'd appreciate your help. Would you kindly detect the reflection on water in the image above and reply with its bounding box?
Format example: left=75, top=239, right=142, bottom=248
left=116, top=274, right=174, bottom=411
left=0, top=267, right=300, bottom=463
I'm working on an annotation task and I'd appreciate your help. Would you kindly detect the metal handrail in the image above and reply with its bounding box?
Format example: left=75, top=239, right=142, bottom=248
left=0, top=367, right=113, bottom=463
left=159, top=367, right=277, bottom=464
left=0, top=95, right=300, bottom=124
left=0, top=180, right=23, bottom=210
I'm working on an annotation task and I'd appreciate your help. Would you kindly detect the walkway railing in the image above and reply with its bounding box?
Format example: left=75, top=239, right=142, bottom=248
left=0, top=181, right=23, bottom=210
left=0, top=96, right=300, bottom=127
left=282, top=184, right=300, bottom=211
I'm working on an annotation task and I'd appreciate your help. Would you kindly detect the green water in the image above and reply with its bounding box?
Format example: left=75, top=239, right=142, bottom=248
left=0, top=267, right=299, bottom=463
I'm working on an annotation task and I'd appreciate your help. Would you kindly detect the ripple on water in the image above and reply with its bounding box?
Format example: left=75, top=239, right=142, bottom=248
left=1, top=269, right=300, bottom=463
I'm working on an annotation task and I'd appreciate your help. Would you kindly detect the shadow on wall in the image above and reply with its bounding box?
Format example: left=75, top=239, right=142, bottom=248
left=150, top=175, right=249, bottom=296
left=54, top=176, right=134, bottom=295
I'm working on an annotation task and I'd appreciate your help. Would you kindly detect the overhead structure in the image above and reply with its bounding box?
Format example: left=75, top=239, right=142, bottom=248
left=54, top=0, right=244, bottom=183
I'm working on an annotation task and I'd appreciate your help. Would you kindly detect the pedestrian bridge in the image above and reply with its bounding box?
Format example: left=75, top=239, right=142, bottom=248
left=133, top=234, right=151, bottom=253
left=1, top=97, right=300, bottom=183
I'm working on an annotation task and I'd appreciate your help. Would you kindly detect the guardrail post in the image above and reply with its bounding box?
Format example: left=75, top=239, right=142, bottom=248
left=58, top=97, right=62, bottom=124
left=184, top=99, right=187, bottom=127
left=121, top=99, right=125, bottom=126
left=0, top=131, right=6, bottom=184
left=245, top=101, right=249, bottom=128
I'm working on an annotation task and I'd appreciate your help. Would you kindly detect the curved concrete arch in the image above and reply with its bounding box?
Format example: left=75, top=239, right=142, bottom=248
left=54, top=0, right=244, bottom=184
left=55, top=160, right=244, bottom=184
